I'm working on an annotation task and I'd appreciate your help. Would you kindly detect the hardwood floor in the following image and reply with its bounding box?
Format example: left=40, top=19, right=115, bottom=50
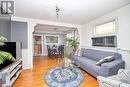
left=13, top=56, right=99, bottom=87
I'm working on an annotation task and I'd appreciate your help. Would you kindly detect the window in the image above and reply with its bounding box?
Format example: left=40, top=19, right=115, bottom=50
left=95, top=20, right=116, bottom=35
left=92, top=36, right=117, bottom=47
left=66, top=30, right=75, bottom=39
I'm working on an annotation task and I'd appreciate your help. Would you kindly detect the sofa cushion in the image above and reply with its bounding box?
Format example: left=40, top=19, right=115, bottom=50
left=96, top=56, right=114, bottom=66
left=81, top=49, right=121, bottom=61
left=71, top=55, right=81, bottom=60
left=73, top=56, right=101, bottom=74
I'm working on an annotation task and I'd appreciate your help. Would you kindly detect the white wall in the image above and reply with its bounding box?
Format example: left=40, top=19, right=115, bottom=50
left=58, top=34, right=66, bottom=45
left=118, top=5, right=130, bottom=50
left=81, top=4, right=130, bottom=69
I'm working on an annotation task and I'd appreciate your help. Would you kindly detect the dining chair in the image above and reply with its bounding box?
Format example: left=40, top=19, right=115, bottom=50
left=58, top=45, right=64, bottom=58
left=47, top=45, right=53, bottom=57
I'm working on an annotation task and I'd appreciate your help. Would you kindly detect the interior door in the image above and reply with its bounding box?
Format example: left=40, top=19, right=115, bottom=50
left=33, top=35, right=42, bottom=56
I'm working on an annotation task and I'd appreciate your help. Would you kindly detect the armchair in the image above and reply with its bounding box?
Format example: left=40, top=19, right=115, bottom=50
left=97, top=69, right=130, bottom=87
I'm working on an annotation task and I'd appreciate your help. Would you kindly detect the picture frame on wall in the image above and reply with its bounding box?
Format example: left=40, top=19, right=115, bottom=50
left=44, top=35, right=59, bottom=44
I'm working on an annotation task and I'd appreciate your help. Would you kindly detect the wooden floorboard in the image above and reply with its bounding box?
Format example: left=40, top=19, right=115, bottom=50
left=13, top=56, right=99, bottom=87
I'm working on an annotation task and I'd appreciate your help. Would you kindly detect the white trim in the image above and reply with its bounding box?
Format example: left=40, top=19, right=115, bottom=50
left=11, top=16, right=81, bottom=28
left=23, top=66, right=33, bottom=70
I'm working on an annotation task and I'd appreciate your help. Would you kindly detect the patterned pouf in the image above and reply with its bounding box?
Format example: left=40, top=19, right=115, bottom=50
left=45, top=67, right=84, bottom=87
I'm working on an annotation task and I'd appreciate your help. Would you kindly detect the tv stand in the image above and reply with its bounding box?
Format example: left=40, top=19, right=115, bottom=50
left=0, top=59, right=22, bottom=87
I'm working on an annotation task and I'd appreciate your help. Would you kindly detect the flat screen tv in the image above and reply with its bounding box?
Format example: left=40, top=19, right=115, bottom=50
left=0, top=42, right=22, bottom=70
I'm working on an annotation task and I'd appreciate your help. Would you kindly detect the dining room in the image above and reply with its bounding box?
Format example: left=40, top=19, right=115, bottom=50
left=33, top=24, right=79, bottom=58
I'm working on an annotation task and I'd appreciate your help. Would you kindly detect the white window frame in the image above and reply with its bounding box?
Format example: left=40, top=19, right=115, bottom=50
left=94, top=20, right=117, bottom=36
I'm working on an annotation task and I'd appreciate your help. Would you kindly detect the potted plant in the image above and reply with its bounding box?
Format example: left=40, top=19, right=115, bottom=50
left=63, top=51, right=80, bottom=68
left=66, top=38, right=80, bottom=53
left=63, top=51, right=69, bottom=59
left=0, top=36, right=15, bottom=64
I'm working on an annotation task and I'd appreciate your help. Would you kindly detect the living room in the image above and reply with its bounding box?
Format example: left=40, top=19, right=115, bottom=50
left=0, top=0, right=130, bottom=87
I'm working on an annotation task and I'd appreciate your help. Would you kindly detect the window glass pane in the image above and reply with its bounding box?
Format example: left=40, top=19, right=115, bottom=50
left=95, top=21, right=116, bottom=35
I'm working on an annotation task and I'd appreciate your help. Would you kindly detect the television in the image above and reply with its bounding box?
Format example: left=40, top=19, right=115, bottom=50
left=0, top=42, right=22, bottom=70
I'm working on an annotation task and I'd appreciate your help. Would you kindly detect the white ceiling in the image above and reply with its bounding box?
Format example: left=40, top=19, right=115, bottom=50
left=34, top=24, right=76, bottom=33
left=15, top=0, right=130, bottom=24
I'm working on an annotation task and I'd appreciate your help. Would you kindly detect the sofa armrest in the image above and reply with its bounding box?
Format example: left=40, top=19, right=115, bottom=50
left=101, top=60, right=125, bottom=77
left=97, top=76, right=122, bottom=87
left=120, top=83, right=130, bottom=87
left=97, top=76, right=130, bottom=87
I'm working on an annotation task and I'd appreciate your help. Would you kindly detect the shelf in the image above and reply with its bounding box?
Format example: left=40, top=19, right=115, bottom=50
left=1, top=59, right=22, bottom=87
left=9, top=60, right=22, bottom=73
left=10, top=65, right=22, bottom=79
left=10, top=70, right=22, bottom=86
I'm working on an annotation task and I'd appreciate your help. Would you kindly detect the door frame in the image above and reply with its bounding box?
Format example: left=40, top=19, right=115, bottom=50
left=33, top=34, right=44, bottom=56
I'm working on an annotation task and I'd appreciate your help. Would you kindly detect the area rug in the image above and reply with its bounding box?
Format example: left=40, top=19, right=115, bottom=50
left=44, top=67, right=84, bottom=87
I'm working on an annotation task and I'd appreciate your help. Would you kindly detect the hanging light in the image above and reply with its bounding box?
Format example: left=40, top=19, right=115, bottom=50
left=56, top=4, right=60, bottom=19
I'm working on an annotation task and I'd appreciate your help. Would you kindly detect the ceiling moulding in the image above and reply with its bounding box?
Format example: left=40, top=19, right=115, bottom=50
left=11, top=16, right=82, bottom=28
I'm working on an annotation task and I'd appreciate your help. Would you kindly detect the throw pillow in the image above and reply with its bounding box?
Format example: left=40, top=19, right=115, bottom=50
left=109, top=69, right=130, bottom=84
left=117, top=69, right=130, bottom=84
left=77, top=49, right=81, bottom=56
left=74, top=49, right=79, bottom=56
left=74, top=49, right=81, bottom=56
left=96, top=56, right=114, bottom=66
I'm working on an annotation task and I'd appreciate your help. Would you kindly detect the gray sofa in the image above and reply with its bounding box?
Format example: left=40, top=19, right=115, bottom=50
left=71, top=49, right=125, bottom=77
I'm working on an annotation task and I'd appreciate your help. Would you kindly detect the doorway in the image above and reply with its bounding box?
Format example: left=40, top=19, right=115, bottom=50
left=33, top=34, right=43, bottom=56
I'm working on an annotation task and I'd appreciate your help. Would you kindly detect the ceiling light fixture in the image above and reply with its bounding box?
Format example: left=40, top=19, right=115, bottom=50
left=56, top=4, right=60, bottom=19
left=54, top=28, right=58, bottom=30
